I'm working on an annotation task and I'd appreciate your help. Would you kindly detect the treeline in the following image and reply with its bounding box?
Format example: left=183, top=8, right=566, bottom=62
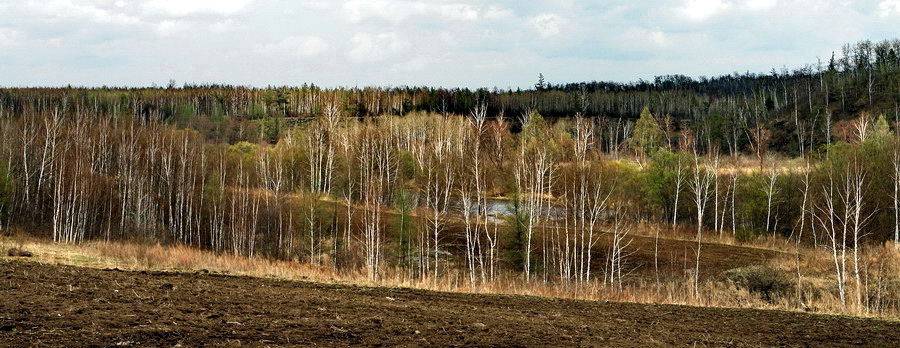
left=2, top=39, right=899, bottom=156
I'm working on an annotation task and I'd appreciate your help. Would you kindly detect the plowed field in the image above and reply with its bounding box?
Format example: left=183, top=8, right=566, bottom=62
left=1, top=260, right=896, bottom=347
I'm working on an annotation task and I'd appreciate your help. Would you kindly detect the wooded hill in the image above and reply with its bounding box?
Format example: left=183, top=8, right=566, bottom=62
left=1, top=39, right=898, bottom=156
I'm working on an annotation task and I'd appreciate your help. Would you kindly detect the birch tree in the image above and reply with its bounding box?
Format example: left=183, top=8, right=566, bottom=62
left=515, top=111, right=556, bottom=281
left=690, top=152, right=714, bottom=298
left=763, top=166, right=780, bottom=237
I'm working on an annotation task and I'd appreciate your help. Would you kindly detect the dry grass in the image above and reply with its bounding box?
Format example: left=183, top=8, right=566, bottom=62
left=0, top=236, right=342, bottom=283
left=627, top=221, right=794, bottom=255
left=767, top=241, right=900, bottom=317
left=2, top=234, right=897, bottom=320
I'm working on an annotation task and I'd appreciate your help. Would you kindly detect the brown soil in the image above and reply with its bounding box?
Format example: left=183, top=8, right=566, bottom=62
left=2, top=260, right=896, bottom=347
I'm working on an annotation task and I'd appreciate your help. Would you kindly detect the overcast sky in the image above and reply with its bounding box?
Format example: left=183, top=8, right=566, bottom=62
left=1, top=0, right=898, bottom=89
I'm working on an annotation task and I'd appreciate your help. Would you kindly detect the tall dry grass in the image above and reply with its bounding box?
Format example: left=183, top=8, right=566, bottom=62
left=2, top=235, right=897, bottom=319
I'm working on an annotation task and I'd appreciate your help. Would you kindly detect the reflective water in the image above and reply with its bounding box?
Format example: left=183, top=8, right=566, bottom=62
left=409, top=194, right=565, bottom=222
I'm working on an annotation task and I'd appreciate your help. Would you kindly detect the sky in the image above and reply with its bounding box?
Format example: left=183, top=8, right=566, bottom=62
left=1, top=0, right=899, bottom=89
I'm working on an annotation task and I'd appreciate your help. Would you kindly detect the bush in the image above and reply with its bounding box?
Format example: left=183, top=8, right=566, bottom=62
left=642, top=150, right=692, bottom=221
left=724, top=265, right=792, bottom=303
left=734, top=228, right=762, bottom=243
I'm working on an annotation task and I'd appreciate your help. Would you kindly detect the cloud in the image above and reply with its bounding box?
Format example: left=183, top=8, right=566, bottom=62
left=25, top=0, right=141, bottom=25
left=0, top=28, right=25, bottom=47
left=210, top=19, right=239, bottom=33
left=0, top=1, right=897, bottom=88
left=440, top=4, right=479, bottom=21
left=392, top=56, right=432, bottom=72
left=142, top=0, right=253, bottom=16
left=154, top=20, right=189, bottom=36
left=625, top=28, right=669, bottom=47
left=344, top=0, right=427, bottom=23
left=348, top=32, right=410, bottom=63
left=879, top=0, right=900, bottom=16
left=744, top=0, right=778, bottom=11
left=298, top=1, right=331, bottom=10
left=343, top=1, right=486, bottom=24
left=529, top=13, right=565, bottom=38
left=483, top=6, right=513, bottom=20
left=255, top=36, right=330, bottom=58
left=677, top=0, right=731, bottom=21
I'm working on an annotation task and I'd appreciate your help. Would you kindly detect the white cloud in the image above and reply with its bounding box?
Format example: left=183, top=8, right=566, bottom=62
left=0, top=27, right=66, bottom=50
left=26, top=0, right=141, bottom=25
left=879, top=0, right=900, bottom=16
left=0, top=1, right=896, bottom=88
left=483, top=6, right=513, bottom=20
left=298, top=1, right=331, bottom=10
left=625, top=28, right=669, bottom=47
left=210, top=19, right=237, bottom=33
left=154, top=20, right=189, bottom=36
left=440, top=4, right=478, bottom=21
left=348, top=32, right=410, bottom=63
left=256, top=36, right=330, bottom=58
left=0, top=28, right=25, bottom=47
left=143, top=0, right=253, bottom=16
left=529, top=13, right=565, bottom=38
left=344, top=0, right=427, bottom=23
left=677, top=0, right=731, bottom=21
left=744, top=0, right=777, bottom=11
left=344, top=1, right=486, bottom=23
left=392, top=56, right=431, bottom=72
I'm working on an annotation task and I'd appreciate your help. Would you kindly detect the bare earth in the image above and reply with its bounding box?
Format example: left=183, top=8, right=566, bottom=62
left=1, top=259, right=897, bottom=347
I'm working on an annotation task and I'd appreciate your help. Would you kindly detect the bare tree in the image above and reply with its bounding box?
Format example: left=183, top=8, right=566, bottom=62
left=515, top=113, right=556, bottom=282
left=356, top=125, right=396, bottom=280
left=894, top=138, right=900, bottom=246
left=607, top=202, right=633, bottom=289
left=794, top=161, right=812, bottom=308
left=423, top=119, right=457, bottom=280
left=763, top=166, right=780, bottom=237
left=469, top=104, right=490, bottom=283
left=560, top=115, right=610, bottom=285
left=846, top=156, right=871, bottom=311
left=672, top=154, right=687, bottom=232
left=814, top=166, right=847, bottom=307
left=690, top=151, right=714, bottom=298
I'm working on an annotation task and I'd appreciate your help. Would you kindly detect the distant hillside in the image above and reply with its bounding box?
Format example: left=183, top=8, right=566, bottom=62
left=1, top=38, right=898, bottom=156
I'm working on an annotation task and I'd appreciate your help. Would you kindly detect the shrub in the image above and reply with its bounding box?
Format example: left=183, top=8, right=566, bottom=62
left=734, top=228, right=761, bottom=243
left=724, top=265, right=792, bottom=303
